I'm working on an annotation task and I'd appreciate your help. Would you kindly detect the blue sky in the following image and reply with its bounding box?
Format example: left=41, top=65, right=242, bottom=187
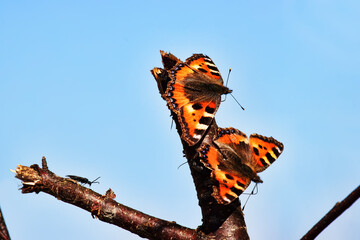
left=1, top=1, right=359, bottom=239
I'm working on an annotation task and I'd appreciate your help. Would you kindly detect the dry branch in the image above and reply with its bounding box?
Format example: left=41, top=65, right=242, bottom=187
left=10, top=51, right=250, bottom=240
left=13, top=157, right=203, bottom=240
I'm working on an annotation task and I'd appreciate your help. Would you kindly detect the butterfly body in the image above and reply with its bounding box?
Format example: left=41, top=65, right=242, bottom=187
left=198, top=127, right=284, bottom=204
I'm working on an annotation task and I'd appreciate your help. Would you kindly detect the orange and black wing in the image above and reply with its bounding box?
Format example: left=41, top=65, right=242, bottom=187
left=214, top=128, right=283, bottom=174
left=200, top=127, right=284, bottom=204
left=163, top=54, right=230, bottom=146
left=213, top=128, right=255, bottom=174
left=198, top=143, right=252, bottom=205
left=185, top=54, right=223, bottom=82
left=248, top=134, right=284, bottom=173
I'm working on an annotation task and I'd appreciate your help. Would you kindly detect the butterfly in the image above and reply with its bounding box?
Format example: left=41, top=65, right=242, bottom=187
left=161, top=53, right=232, bottom=146
left=198, top=127, right=284, bottom=204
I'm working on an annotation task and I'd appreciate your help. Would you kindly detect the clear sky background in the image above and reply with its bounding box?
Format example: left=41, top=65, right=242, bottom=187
left=1, top=1, right=359, bottom=239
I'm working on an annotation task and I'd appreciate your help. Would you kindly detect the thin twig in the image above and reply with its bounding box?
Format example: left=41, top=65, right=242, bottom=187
left=301, top=185, right=360, bottom=240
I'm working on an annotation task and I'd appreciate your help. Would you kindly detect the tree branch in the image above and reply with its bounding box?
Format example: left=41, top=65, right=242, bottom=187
left=301, top=185, right=360, bottom=240
left=151, top=51, right=249, bottom=240
left=13, top=157, right=203, bottom=240
left=0, top=207, right=11, bottom=240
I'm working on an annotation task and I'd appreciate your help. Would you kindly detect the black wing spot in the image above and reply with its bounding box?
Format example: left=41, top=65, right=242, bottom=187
left=225, top=174, right=234, bottom=180
left=253, top=147, right=260, bottom=156
left=199, top=116, right=212, bottom=125
left=204, top=58, right=213, bottom=64
left=205, top=106, right=215, bottom=114
left=210, top=71, right=220, bottom=77
left=230, top=186, right=243, bottom=196
left=260, top=158, right=267, bottom=166
left=225, top=193, right=236, bottom=202
left=207, top=65, right=218, bottom=71
left=197, top=67, right=207, bottom=73
left=266, top=152, right=276, bottom=164
left=236, top=180, right=245, bottom=188
left=272, top=147, right=281, bottom=157
left=192, top=103, right=203, bottom=110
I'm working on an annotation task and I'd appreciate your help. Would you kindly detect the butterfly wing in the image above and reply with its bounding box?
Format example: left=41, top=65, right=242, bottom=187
left=214, top=128, right=284, bottom=174
left=199, top=127, right=283, bottom=204
left=185, top=54, right=223, bottom=81
left=151, top=51, right=182, bottom=95
left=198, top=144, right=252, bottom=204
left=151, top=67, right=168, bottom=96
left=248, top=134, right=284, bottom=173
left=160, top=50, right=181, bottom=70
left=213, top=128, right=262, bottom=182
left=163, top=54, right=231, bottom=146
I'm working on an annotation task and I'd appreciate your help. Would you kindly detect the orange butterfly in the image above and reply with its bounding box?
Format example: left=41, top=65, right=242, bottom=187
left=198, top=127, right=284, bottom=204
left=162, top=53, right=232, bottom=146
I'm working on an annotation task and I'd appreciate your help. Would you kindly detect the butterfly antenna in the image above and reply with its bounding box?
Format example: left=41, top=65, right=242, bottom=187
left=230, top=93, right=245, bottom=110
left=222, top=68, right=232, bottom=102
left=225, top=68, right=231, bottom=87
left=242, top=183, right=258, bottom=211
left=177, top=161, right=188, bottom=169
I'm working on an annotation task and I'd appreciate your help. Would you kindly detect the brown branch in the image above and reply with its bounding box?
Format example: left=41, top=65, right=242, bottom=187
left=301, top=185, right=360, bottom=240
left=151, top=51, right=249, bottom=240
left=13, top=157, right=204, bottom=240
left=0, top=207, right=11, bottom=240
